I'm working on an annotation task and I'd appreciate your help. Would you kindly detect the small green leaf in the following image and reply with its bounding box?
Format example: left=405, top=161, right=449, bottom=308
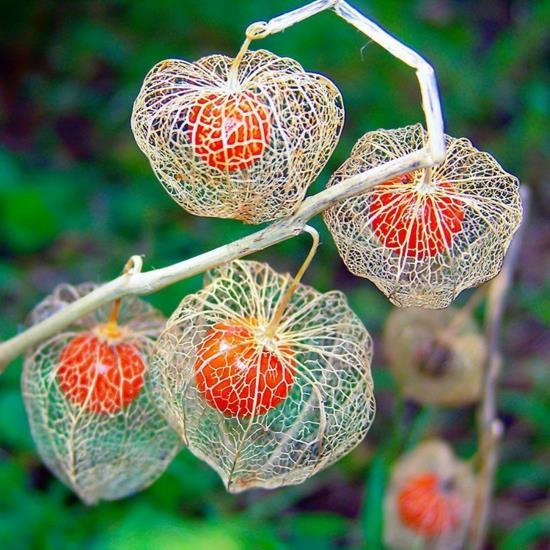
left=497, top=460, right=550, bottom=491
left=500, top=512, right=550, bottom=550
left=361, top=453, right=389, bottom=548
left=499, top=390, right=550, bottom=439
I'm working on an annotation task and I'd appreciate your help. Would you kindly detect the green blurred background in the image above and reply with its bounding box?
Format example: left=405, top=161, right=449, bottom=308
left=0, top=0, right=548, bottom=548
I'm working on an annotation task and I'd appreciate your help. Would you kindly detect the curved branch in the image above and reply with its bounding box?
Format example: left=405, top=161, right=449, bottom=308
left=253, top=0, right=446, bottom=163
left=0, top=0, right=447, bottom=368
left=468, top=186, right=530, bottom=549
left=0, top=150, right=429, bottom=370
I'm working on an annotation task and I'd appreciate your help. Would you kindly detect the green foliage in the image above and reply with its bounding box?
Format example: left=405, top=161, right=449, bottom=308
left=501, top=512, right=550, bottom=550
left=361, top=453, right=388, bottom=548
left=94, top=504, right=284, bottom=550
left=0, top=0, right=548, bottom=548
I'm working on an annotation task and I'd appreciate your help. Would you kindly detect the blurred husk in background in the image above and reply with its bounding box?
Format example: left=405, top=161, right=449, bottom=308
left=384, top=306, right=486, bottom=407
left=0, top=0, right=548, bottom=548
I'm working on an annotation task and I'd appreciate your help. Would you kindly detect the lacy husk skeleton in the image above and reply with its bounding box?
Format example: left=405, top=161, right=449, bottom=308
left=0, top=0, right=453, bottom=368
left=0, top=2, right=526, bottom=544
left=22, top=284, right=180, bottom=504
left=131, top=49, right=344, bottom=223
left=152, top=259, right=375, bottom=492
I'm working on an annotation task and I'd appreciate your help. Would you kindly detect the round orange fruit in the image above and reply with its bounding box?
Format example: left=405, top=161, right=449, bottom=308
left=194, top=320, right=294, bottom=417
left=188, top=91, right=271, bottom=172
left=369, top=175, right=464, bottom=259
left=397, top=472, right=461, bottom=537
left=57, top=333, right=145, bottom=414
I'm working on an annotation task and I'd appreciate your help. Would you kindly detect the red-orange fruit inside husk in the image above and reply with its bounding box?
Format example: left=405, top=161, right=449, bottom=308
left=194, top=319, right=295, bottom=417
left=57, top=332, right=145, bottom=414
left=188, top=91, right=271, bottom=172
left=369, top=175, right=464, bottom=259
left=397, top=472, right=461, bottom=537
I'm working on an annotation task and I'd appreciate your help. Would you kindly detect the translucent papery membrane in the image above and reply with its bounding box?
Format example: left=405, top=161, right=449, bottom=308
left=22, top=283, right=180, bottom=504
left=384, top=440, right=476, bottom=550
left=131, top=49, right=344, bottom=223
left=383, top=308, right=486, bottom=407
left=323, top=124, right=522, bottom=308
left=152, top=260, right=375, bottom=492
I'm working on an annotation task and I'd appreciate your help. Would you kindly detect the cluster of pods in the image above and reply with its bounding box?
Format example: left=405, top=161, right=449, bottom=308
left=23, top=31, right=521, bottom=548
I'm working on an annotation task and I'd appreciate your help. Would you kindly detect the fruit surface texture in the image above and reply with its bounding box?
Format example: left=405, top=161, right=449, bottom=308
left=195, top=320, right=294, bottom=417
left=57, top=333, right=145, bottom=414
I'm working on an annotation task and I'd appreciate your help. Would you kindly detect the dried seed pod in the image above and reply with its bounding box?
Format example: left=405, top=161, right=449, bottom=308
left=323, top=124, right=522, bottom=308
left=22, top=283, right=180, bottom=504
left=131, top=49, right=344, bottom=223
left=383, top=307, right=486, bottom=407
left=152, top=260, right=375, bottom=492
left=384, top=440, right=475, bottom=550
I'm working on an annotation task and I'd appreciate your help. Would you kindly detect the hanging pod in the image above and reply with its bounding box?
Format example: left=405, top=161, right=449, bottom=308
left=131, top=46, right=343, bottom=224
left=22, top=283, right=181, bottom=504
left=152, top=259, right=375, bottom=492
left=383, top=307, right=486, bottom=407
left=323, top=124, right=522, bottom=308
left=384, top=440, right=476, bottom=550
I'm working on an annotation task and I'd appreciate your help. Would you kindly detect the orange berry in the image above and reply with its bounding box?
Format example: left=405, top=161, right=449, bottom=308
left=188, top=92, right=270, bottom=172
left=369, top=175, right=464, bottom=259
left=397, top=472, right=461, bottom=537
left=194, top=320, right=294, bottom=417
left=57, top=333, right=145, bottom=414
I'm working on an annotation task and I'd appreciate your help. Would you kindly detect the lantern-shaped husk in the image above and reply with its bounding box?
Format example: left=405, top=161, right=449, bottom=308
left=152, top=260, right=375, bottom=492
left=383, top=307, right=486, bottom=407
left=323, top=124, right=522, bottom=308
left=384, top=440, right=476, bottom=550
left=22, top=283, right=181, bottom=504
left=131, top=49, right=344, bottom=223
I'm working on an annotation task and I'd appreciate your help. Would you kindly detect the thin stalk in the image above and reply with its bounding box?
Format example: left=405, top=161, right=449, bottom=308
left=106, top=298, right=122, bottom=328
left=265, top=225, right=320, bottom=337
left=467, top=186, right=529, bottom=549
left=227, top=37, right=252, bottom=89
left=0, top=0, right=450, bottom=368
left=101, top=256, right=143, bottom=338
left=227, top=22, right=269, bottom=89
